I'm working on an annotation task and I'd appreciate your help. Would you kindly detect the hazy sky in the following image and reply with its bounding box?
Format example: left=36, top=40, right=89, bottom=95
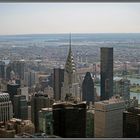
left=0, top=3, right=140, bottom=35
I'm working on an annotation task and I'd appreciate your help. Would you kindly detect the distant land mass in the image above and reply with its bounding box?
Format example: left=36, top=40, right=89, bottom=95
left=0, top=33, right=140, bottom=43
left=0, top=33, right=140, bottom=63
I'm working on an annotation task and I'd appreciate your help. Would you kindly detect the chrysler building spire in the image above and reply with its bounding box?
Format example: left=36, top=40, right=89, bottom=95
left=65, top=33, right=76, bottom=84
left=61, top=33, right=80, bottom=101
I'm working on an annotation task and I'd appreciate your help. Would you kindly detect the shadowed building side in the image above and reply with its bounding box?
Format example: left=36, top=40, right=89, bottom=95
left=53, top=102, right=86, bottom=138
left=100, top=47, right=113, bottom=100
left=53, top=68, right=64, bottom=101
left=7, top=83, right=20, bottom=103
left=0, top=61, right=5, bottom=79
left=123, top=107, right=140, bottom=138
left=31, top=92, right=54, bottom=132
left=13, top=95, right=28, bottom=120
left=82, top=72, right=94, bottom=105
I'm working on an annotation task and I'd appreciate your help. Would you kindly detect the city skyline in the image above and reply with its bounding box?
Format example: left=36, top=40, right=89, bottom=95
left=0, top=33, right=140, bottom=137
left=0, top=3, right=140, bottom=137
left=0, top=3, right=140, bottom=35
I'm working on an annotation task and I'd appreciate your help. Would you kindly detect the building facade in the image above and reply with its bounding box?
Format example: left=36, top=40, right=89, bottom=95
left=24, top=70, right=39, bottom=87
left=114, top=78, right=130, bottom=100
left=18, top=87, right=29, bottom=101
left=0, top=61, right=5, bottom=79
left=94, top=96, right=125, bottom=138
left=53, top=68, right=64, bottom=101
left=0, top=92, right=13, bottom=122
left=38, top=108, right=53, bottom=135
left=53, top=102, right=86, bottom=138
left=82, top=72, right=94, bottom=105
left=9, top=60, right=25, bottom=80
left=13, top=95, right=28, bottom=120
left=31, top=92, right=54, bottom=132
left=61, top=35, right=80, bottom=101
left=123, top=107, right=140, bottom=138
left=100, top=47, right=113, bottom=100
left=7, top=82, right=20, bottom=102
left=86, top=109, right=94, bottom=138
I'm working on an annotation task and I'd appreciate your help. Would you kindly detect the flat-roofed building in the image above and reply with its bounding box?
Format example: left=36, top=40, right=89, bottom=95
left=114, top=78, right=130, bottom=100
left=31, top=92, right=54, bottom=132
left=13, top=95, right=28, bottom=120
left=94, top=96, right=125, bottom=138
left=53, top=68, right=64, bottom=101
left=123, top=107, right=140, bottom=138
left=7, top=82, right=20, bottom=102
left=100, top=47, right=113, bottom=100
left=53, top=101, right=86, bottom=138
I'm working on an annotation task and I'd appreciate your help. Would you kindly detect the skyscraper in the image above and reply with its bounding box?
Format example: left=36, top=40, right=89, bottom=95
left=47, top=73, right=53, bottom=88
left=7, top=82, right=20, bottom=102
left=9, top=60, right=25, bottom=80
left=53, top=102, right=86, bottom=138
left=100, top=47, right=113, bottom=100
left=123, top=107, right=140, bottom=138
left=38, top=108, right=53, bottom=135
left=0, top=61, right=5, bottom=79
left=53, top=68, right=64, bottom=101
left=114, top=78, right=130, bottom=100
left=0, top=92, right=13, bottom=122
left=61, top=34, right=80, bottom=101
left=31, top=92, right=54, bottom=132
left=13, top=95, right=28, bottom=120
left=94, top=96, right=125, bottom=138
left=18, top=86, right=29, bottom=101
left=6, top=64, right=12, bottom=80
left=82, top=72, right=94, bottom=105
left=24, top=70, right=38, bottom=87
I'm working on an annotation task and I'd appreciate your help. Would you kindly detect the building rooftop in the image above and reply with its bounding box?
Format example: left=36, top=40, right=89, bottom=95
left=40, top=108, right=52, bottom=112
left=98, top=96, right=124, bottom=105
left=53, top=101, right=86, bottom=106
left=7, top=82, right=19, bottom=86
left=126, top=107, right=140, bottom=115
left=94, top=95, right=125, bottom=111
left=34, top=92, right=48, bottom=97
left=53, top=101, right=87, bottom=109
left=0, top=92, right=10, bottom=101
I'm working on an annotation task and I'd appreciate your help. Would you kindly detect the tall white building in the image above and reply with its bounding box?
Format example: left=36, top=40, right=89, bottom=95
left=24, top=70, right=39, bottom=87
left=18, top=86, right=29, bottom=101
left=61, top=35, right=80, bottom=101
left=94, top=96, right=125, bottom=138
left=0, top=92, right=13, bottom=122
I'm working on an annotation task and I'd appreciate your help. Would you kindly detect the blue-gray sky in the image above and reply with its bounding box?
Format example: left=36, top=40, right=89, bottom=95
left=0, top=3, right=140, bottom=35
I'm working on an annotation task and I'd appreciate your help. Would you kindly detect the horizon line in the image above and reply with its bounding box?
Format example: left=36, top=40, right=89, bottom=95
left=1, top=32, right=140, bottom=37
